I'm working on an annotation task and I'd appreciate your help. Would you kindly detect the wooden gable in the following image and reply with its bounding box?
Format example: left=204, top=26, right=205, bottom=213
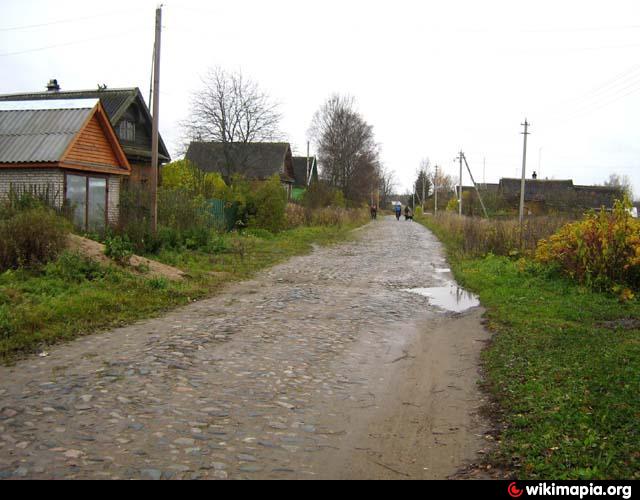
left=61, top=103, right=131, bottom=176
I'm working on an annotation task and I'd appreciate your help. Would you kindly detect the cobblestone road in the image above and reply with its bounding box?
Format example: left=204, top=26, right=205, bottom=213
left=0, top=216, right=490, bottom=480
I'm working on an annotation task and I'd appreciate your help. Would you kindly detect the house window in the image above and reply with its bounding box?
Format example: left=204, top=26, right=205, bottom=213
left=65, top=174, right=107, bottom=232
left=118, top=120, right=135, bottom=142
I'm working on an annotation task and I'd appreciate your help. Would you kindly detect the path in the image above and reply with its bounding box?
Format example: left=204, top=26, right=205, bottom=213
left=0, top=216, right=491, bottom=480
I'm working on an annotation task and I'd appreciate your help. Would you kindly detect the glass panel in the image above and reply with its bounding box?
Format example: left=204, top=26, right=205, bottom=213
left=66, top=175, right=86, bottom=229
left=88, top=178, right=107, bottom=233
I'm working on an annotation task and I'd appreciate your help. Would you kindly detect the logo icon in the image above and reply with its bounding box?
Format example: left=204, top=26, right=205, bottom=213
left=508, top=482, right=524, bottom=498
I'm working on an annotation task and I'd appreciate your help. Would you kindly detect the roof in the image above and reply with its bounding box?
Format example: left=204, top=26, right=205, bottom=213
left=0, top=87, right=170, bottom=161
left=292, top=156, right=316, bottom=187
left=0, top=100, right=95, bottom=163
left=186, top=142, right=294, bottom=182
left=0, top=99, right=130, bottom=175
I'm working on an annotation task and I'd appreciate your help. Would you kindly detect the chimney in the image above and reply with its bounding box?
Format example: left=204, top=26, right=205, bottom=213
left=46, top=79, right=60, bottom=92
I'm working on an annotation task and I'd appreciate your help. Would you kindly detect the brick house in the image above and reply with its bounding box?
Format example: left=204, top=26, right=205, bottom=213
left=0, top=80, right=171, bottom=187
left=0, top=99, right=131, bottom=231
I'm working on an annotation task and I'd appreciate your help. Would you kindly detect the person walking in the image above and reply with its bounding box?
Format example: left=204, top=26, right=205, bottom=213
left=395, top=203, right=402, bottom=221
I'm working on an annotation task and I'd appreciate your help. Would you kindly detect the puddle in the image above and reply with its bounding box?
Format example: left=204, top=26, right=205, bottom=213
left=434, top=268, right=451, bottom=274
left=404, top=285, right=480, bottom=313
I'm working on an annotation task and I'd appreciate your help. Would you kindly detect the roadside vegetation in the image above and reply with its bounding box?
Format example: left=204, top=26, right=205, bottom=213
left=0, top=179, right=369, bottom=363
left=417, top=203, right=640, bottom=480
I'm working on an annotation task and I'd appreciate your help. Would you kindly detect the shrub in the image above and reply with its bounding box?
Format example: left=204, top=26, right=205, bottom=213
left=536, top=199, right=640, bottom=290
left=104, top=235, right=134, bottom=265
left=0, top=208, right=70, bottom=271
left=248, top=175, right=287, bottom=233
left=44, top=252, right=107, bottom=283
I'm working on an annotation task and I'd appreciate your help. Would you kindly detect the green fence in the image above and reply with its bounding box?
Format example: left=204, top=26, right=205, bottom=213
left=206, top=199, right=238, bottom=232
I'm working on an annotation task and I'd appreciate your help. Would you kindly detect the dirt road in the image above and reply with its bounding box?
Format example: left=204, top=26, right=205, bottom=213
left=0, top=216, right=491, bottom=480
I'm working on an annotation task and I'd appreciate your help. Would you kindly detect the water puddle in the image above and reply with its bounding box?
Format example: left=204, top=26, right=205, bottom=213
left=404, top=285, right=480, bottom=313
left=434, top=268, right=451, bottom=274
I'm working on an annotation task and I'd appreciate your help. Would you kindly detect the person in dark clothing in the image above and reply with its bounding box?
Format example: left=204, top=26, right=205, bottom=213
left=404, top=206, right=414, bottom=221
left=395, top=204, right=402, bottom=221
left=370, top=204, right=378, bottom=220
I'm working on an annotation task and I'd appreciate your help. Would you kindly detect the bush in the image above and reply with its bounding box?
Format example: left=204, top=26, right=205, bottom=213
left=44, top=252, right=107, bottom=283
left=536, top=199, right=640, bottom=291
left=0, top=207, right=70, bottom=271
left=248, top=175, right=287, bottom=233
left=104, top=235, right=134, bottom=265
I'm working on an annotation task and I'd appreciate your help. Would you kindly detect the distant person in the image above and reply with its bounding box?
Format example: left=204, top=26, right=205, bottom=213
left=532, top=171, right=538, bottom=180
left=370, top=203, right=378, bottom=220
left=395, top=204, right=402, bottom=221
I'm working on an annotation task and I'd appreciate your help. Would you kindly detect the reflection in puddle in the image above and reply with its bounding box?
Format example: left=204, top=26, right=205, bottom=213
left=405, top=285, right=480, bottom=313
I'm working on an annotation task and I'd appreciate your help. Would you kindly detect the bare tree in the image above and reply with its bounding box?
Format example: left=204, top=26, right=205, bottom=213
left=182, top=67, right=282, bottom=179
left=309, top=94, right=381, bottom=205
left=603, top=173, right=634, bottom=200
left=378, top=167, right=397, bottom=209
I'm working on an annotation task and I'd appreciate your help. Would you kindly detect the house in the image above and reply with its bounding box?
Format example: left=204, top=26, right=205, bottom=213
left=291, top=156, right=319, bottom=201
left=185, top=141, right=296, bottom=196
left=0, top=80, right=171, bottom=187
left=0, top=99, right=131, bottom=231
left=498, top=178, right=623, bottom=214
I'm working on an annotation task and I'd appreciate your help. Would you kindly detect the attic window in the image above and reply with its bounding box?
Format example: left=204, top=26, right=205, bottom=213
left=118, top=120, right=135, bottom=142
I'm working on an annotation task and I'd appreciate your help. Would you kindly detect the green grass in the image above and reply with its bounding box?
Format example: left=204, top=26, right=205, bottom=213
left=0, top=223, right=363, bottom=364
left=417, top=215, right=640, bottom=480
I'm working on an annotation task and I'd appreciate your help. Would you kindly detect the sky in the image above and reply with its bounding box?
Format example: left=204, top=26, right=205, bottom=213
left=1, top=0, right=639, bottom=197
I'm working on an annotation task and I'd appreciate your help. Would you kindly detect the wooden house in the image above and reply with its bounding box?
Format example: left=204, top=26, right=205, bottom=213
left=0, top=80, right=170, bottom=187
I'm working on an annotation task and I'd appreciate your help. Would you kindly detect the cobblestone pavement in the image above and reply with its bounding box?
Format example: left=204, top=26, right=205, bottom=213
left=0, top=216, right=490, bottom=480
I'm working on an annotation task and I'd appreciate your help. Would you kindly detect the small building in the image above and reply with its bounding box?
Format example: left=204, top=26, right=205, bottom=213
left=0, top=99, right=131, bottom=231
left=0, top=81, right=171, bottom=187
left=291, top=156, right=318, bottom=201
left=185, top=141, right=296, bottom=197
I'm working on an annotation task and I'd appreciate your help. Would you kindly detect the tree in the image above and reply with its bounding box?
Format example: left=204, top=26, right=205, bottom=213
left=414, top=159, right=432, bottom=207
left=378, top=167, right=397, bottom=209
left=182, top=67, right=282, bottom=180
left=161, top=159, right=227, bottom=198
left=309, top=94, right=382, bottom=205
left=603, top=173, right=634, bottom=200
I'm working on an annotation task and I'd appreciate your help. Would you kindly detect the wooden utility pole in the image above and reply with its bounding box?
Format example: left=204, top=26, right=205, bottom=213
left=150, top=6, right=162, bottom=234
left=306, top=141, right=310, bottom=186
left=434, top=165, right=438, bottom=214
left=519, top=120, right=531, bottom=226
left=456, top=151, right=464, bottom=216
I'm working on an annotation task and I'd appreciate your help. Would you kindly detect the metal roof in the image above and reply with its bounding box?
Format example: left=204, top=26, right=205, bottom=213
left=0, top=99, right=98, bottom=112
left=0, top=103, right=94, bottom=163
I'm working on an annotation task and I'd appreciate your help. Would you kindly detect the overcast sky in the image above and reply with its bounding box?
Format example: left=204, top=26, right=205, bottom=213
left=1, top=0, right=639, bottom=197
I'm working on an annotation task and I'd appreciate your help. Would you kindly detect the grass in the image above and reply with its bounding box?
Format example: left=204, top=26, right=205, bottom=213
left=417, top=214, right=640, bottom=480
left=0, top=223, right=364, bottom=364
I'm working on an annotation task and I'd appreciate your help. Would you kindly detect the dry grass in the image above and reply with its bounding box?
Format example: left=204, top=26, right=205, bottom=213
left=421, top=212, right=574, bottom=257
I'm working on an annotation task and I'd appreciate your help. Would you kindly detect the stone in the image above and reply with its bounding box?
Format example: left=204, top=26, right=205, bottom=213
left=63, top=449, right=83, bottom=459
left=237, top=454, right=257, bottom=462
left=174, top=438, right=195, bottom=446
left=141, top=469, right=162, bottom=481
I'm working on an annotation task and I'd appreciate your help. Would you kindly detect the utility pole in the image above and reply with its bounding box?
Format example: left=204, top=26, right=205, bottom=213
left=306, top=141, right=311, bottom=186
left=455, top=151, right=464, bottom=216
left=462, top=153, right=489, bottom=218
left=150, top=5, right=163, bottom=234
left=519, top=119, right=531, bottom=226
left=434, top=165, right=438, bottom=214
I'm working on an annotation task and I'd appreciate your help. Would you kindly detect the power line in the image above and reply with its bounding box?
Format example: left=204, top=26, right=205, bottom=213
left=0, top=29, right=146, bottom=57
left=0, top=8, right=146, bottom=32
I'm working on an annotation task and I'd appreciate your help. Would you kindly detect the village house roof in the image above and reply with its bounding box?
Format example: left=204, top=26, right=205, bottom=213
left=0, top=87, right=170, bottom=162
left=0, top=99, right=130, bottom=175
left=186, top=142, right=295, bottom=183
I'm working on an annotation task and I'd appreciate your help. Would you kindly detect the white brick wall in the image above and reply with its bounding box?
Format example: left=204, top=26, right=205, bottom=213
left=0, top=169, right=65, bottom=208
left=0, top=169, right=122, bottom=228
left=108, top=177, right=120, bottom=226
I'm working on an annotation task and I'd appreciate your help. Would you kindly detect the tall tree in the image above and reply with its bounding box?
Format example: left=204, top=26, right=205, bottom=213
left=603, top=173, right=634, bottom=200
left=309, top=95, right=381, bottom=205
left=182, top=67, right=282, bottom=179
left=414, top=158, right=432, bottom=206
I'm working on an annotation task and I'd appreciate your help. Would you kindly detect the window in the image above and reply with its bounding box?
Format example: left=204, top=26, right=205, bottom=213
left=118, top=120, right=135, bottom=142
left=65, top=174, right=107, bottom=232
